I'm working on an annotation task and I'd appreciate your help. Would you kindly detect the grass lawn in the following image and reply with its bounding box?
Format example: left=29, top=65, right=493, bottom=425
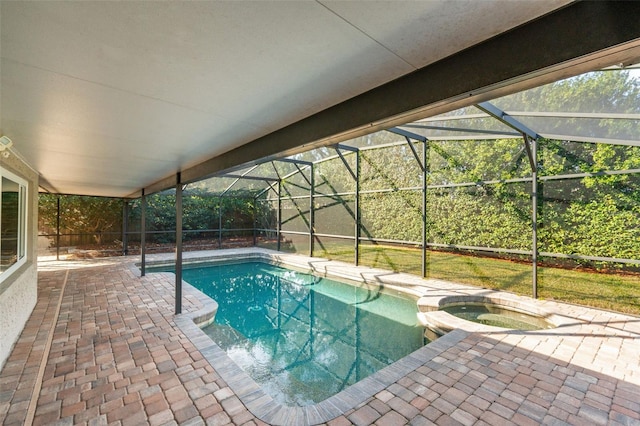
left=305, top=242, right=640, bottom=316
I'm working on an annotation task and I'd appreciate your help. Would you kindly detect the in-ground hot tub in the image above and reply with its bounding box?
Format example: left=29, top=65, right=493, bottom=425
left=418, top=293, right=566, bottom=337
left=440, top=302, right=555, bottom=330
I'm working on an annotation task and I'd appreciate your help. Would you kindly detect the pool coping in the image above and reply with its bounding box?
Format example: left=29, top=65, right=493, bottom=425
left=140, top=248, right=578, bottom=425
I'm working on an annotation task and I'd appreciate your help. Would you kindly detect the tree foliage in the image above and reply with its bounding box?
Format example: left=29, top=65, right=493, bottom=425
left=39, top=194, right=124, bottom=244
left=39, top=189, right=263, bottom=246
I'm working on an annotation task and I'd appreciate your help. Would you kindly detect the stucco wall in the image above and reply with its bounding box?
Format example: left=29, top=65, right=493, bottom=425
left=0, top=150, right=39, bottom=371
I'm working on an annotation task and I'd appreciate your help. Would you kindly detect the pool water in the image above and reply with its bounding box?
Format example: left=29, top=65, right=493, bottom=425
left=172, top=261, right=425, bottom=406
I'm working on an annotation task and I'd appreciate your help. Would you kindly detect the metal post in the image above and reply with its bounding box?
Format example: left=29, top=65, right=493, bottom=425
left=310, top=164, right=315, bottom=257
left=253, top=198, right=257, bottom=247
left=277, top=180, right=281, bottom=251
left=56, top=195, right=60, bottom=261
left=122, top=200, right=129, bottom=256
left=175, top=175, right=183, bottom=315
left=422, top=140, right=428, bottom=278
left=531, top=138, right=538, bottom=299
left=354, top=306, right=361, bottom=380
left=218, top=196, right=223, bottom=249
left=354, top=150, right=360, bottom=266
left=140, top=191, right=146, bottom=276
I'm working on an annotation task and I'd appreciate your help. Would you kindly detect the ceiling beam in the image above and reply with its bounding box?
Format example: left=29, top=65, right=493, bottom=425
left=141, top=1, right=640, bottom=196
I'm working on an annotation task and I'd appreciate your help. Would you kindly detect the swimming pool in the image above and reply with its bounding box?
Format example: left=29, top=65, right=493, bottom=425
left=161, top=261, right=425, bottom=406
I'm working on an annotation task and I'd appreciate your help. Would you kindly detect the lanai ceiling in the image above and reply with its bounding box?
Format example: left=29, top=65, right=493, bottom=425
left=1, top=1, right=639, bottom=198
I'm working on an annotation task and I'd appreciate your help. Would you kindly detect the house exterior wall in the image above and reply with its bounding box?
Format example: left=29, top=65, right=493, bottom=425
left=0, top=150, right=39, bottom=371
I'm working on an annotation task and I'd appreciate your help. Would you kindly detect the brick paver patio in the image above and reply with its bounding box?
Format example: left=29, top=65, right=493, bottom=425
left=1, top=251, right=639, bottom=425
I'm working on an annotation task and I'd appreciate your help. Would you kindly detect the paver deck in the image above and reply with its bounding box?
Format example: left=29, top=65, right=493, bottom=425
left=1, top=250, right=639, bottom=425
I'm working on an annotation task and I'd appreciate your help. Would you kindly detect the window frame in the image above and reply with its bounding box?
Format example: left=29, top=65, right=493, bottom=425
left=0, top=168, right=28, bottom=282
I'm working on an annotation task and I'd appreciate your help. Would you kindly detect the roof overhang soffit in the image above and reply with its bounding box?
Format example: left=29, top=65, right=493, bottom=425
left=140, top=1, right=640, bottom=197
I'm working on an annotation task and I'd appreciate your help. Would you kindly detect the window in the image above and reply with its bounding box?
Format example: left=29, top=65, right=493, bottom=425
left=1, top=169, right=27, bottom=279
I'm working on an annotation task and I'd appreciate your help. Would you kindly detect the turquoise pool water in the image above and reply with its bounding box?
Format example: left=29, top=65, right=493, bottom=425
left=161, top=261, right=425, bottom=406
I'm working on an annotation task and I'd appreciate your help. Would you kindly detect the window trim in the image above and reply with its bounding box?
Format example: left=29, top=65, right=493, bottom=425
left=0, top=168, right=28, bottom=283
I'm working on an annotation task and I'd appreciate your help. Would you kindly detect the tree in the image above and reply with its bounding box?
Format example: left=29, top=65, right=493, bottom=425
left=39, top=194, right=123, bottom=245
